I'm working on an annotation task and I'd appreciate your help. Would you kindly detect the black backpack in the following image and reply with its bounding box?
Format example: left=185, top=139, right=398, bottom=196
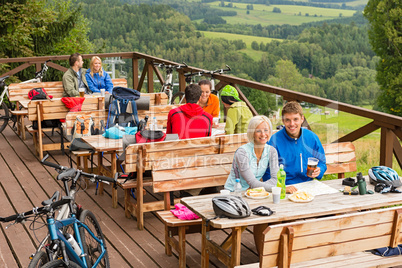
left=107, top=87, right=140, bottom=128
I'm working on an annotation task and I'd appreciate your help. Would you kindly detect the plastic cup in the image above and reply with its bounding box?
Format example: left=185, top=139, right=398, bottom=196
left=307, top=157, right=319, bottom=176
left=220, top=189, right=230, bottom=195
left=272, top=187, right=281, bottom=204
left=100, top=88, right=105, bottom=97
left=213, top=117, right=219, bottom=126
left=79, top=88, right=85, bottom=98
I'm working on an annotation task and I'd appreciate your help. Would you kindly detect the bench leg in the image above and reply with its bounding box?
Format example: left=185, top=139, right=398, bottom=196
left=178, top=226, right=186, bottom=268
left=124, top=189, right=131, bottom=219
left=83, top=155, right=89, bottom=172
left=165, top=226, right=172, bottom=256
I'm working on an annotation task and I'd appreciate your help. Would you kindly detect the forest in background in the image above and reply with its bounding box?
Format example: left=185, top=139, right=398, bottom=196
left=77, top=0, right=379, bottom=115
left=2, top=0, right=399, bottom=116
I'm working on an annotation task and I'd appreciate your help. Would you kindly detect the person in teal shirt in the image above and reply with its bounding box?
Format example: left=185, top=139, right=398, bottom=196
left=224, top=115, right=278, bottom=192
left=220, top=85, right=253, bottom=134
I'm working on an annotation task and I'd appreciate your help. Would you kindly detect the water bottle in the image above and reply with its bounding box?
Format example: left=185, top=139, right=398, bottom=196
left=150, top=116, right=157, bottom=130
left=234, top=178, right=242, bottom=196
left=66, top=233, right=82, bottom=256
left=277, top=164, right=286, bottom=199
left=138, top=115, right=149, bottom=131
left=356, top=172, right=367, bottom=195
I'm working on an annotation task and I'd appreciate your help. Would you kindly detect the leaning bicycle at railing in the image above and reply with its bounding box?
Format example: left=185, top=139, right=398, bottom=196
left=0, top=60, right=51, bottom=134
left=152, top=61, right=187, bottom=105
left=174, top=65, right=231, bottom=109
left=0, top=154, right=117, bottom=268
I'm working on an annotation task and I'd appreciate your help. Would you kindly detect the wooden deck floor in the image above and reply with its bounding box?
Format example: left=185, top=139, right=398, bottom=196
left=0, top=122, right=260, bottom=267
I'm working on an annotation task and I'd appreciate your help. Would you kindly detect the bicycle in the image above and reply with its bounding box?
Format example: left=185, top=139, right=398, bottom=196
left=152, top=61, right=187, bottom=105
left=0, top=60, right=50, bottom=133
left=173, top=65, right=231, bottom=104
left=1, top=154, right=117, bottom=268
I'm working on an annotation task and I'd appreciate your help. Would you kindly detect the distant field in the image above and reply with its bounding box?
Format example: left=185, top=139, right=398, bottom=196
left=201, top=30, right=283, bottom=61
left=282, top=0, right=368, bottom=7
left=207, top=2, right=357, bottom=25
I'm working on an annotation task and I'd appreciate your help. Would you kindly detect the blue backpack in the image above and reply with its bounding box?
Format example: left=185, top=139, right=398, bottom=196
left=107, top=87, right=141, bottom=128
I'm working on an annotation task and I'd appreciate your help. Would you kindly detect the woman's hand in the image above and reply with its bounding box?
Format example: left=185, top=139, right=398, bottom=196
left=286, top=185, right=297, bottom=194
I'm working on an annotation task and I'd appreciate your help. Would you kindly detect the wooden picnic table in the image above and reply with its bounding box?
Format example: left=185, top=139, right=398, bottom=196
left=181, top=178, right=402, bottom=268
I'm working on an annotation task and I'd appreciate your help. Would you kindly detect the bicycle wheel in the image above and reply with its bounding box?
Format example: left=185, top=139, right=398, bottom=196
left=28, top=251, right=49, bottom=268
left=0, top=101, right=10, bottom=133
left=79, top=210, right=110, bottom=268
left=171, top=91, right=185, bottom=105
left=40, top=259, right=81, bottom=268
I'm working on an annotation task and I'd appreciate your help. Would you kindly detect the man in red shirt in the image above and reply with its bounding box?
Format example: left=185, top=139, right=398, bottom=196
left=167, top=84, right=213, bottom=139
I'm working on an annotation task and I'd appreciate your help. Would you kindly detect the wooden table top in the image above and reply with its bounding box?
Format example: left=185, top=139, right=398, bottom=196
left=81, top=135, right=123, bottom=152
left=181, top=179, right=402, bottom=229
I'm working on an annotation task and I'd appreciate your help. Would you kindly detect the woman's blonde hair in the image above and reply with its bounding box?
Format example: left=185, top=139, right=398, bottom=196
left=89, top=56, right=103, bottom=77
left=247, top=115, right=273, bottom=143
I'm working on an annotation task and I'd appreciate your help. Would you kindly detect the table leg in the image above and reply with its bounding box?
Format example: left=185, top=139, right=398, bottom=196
left=111, top=152, right=118, bottom=208
left=230, top=227, right=242, bottom=268
left=98, top=152, right=104, bottom=195
left=201, top=219, right=210, bottom=268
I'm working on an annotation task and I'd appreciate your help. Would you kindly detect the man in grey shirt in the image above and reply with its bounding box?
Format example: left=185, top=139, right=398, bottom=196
left=62, top=53, right=91, bottom=97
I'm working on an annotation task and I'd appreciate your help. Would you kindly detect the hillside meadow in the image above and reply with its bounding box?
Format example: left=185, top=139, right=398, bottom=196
left=200, top=30, right=283, bottom=60
left=270, top=106, right=402, bottom=178
left=206, top=2, right=357, bottom=26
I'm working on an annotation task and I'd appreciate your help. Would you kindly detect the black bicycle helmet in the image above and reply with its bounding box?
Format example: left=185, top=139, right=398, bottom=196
left=212, top=195, right=251, bottom=219
left=368, top=166, right=402, bottom=187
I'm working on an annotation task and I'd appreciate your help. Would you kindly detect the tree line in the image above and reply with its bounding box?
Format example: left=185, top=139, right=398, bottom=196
left=1, top=0, right=399, bottom=116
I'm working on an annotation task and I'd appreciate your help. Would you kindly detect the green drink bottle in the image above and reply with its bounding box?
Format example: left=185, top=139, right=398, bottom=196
left=277, top=164, right=286, bottom=199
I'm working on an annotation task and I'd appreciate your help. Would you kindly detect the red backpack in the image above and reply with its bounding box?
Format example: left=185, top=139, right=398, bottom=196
left=28, top=88, right=53, bottom=100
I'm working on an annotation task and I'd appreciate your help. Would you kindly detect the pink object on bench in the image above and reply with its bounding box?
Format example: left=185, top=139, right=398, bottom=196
left=170, top=203, right=199, bottom=220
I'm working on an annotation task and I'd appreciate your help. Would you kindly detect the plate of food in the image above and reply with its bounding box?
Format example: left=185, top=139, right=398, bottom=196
left=288, top=190, right=314, bottom=203
left=245, top=187, right=270, bottom=199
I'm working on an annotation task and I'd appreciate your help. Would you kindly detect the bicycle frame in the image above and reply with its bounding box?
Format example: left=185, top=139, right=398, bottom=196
left=0, top=85, right=9, bottom=107
left=49, top=214, right=107, bottom=268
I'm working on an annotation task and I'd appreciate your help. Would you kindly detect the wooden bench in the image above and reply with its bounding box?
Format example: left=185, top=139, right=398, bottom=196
left=323, top=141, right=356, bottom=178
left=27, top=97, right=104, bottom=159
left=120, top=133, right=248, bottom=230
left=237, top=206, right=402, bottom=268
left=154, top=152, right=236, bottom=268
left=8, top=78, right=127, bottom=140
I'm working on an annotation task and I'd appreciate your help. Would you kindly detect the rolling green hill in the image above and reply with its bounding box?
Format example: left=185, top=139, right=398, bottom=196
left=206, top=2, right=357, bottom=26
left=200, top=30, right=283, bottom=60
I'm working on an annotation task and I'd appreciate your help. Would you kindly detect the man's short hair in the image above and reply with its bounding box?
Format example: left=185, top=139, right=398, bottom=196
left=185, top=84, right=202, bottom=103
left=69, top=53, right=82, bottom=67
left=282, top=101, right=303, bottom=117
left=198, top=79, right=212, bottom=89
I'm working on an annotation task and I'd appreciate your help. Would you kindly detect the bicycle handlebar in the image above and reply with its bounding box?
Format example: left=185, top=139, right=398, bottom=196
left=184, top=65, right=231, bottom=78
left=0, top=196, right=72, bottom=223
left=153, top=61, right=188, bottom=70
left=41, top=154, right=116, bottom=184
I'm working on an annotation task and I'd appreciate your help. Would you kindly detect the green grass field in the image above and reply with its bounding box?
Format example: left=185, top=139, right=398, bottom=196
left=201, top=30, right=282, bottom=60
left=270, top=105, right=402, bottom=178
left=208, top=2, right=357, bottom=26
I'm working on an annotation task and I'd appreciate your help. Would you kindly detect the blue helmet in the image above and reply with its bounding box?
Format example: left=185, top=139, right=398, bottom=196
left=368, top=166, right=401, bottom=187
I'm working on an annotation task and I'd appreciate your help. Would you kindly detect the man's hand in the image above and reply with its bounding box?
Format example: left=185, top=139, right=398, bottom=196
left=308, top=167, right=321, bottom=178
left=286, top=185, right=297, bottom=194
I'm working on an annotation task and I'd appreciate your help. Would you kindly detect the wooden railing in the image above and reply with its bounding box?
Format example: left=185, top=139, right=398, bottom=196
left=1, top=52, right=401, bottom=169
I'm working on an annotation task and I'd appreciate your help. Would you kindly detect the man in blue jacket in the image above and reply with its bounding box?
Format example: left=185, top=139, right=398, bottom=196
left=263, top=101, right=326, bottom=192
